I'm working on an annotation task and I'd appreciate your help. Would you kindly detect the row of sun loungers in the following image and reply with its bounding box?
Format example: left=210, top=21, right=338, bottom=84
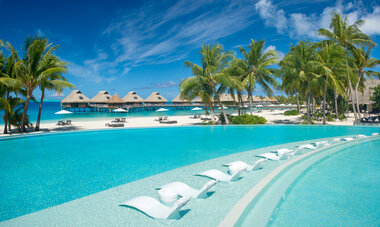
left=56, top=120, right=72, bottom=126
left=105, top=118, right=126, bottom=127
left=360, top=116, right=380, bottom=123
left=119, top=133, right=377, bottom=221
left=155, top=116, right=178, bottom=124
left=189, top=115, right=201, bottom=119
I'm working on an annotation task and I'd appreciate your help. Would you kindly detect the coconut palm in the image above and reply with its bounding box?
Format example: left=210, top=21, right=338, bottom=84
left=239, top=39, right=279, bottom=115
left=312, top=42, right=346, bottom=124
left=0, top=36, right=67, bottom=132
left=224, top=59, right=246, bottom=115
left=318, top=13, right=374, bottom=120
left=350, top=45, right=380, bottom=118
left=35, top=55, right=73, bottom=131
left=182, top=44, right=234, bottom=124
left=280, top=41, right=318, bottom=123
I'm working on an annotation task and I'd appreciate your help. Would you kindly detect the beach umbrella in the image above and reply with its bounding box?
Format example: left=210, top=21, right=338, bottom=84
left=191, top=107, right=202, bottom=111
left=55, top=110, right=73, bottom=114
left=156, top=108, right=169, bottom=112
left=217, top=106, right=228, bottom=110
left=55, top=110, right=73, bottom=123
left=113, top=108, right=127, bottom=112
left=256, top=105, right=263, bottom=107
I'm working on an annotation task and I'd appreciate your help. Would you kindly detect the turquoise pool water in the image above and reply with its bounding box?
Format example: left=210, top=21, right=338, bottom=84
left=269, top=139, right=380, bottom=226
left=0, top=126, right=379, bottom=222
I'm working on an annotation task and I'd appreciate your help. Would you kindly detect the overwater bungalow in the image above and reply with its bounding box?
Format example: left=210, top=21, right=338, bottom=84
left=90, top=91, right=112, bottom=104
left=192, top=97, right=204, bottom=104
left=144, top=92, right=168, bottom=105
left=172, top=94, right=190, bottom=104
left=107, top=93, right=127, bottom=109
left=123, top=91, right=144, bottom=105
left=61, top=90, right=90, bottom=110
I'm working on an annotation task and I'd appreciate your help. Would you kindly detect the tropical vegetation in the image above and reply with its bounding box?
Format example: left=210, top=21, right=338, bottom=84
left=180, top=12, right=379, bottom=125
left=0, top=36, right=73, bottom=133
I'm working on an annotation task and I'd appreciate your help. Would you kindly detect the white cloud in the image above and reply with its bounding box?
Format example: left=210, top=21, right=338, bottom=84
left=67, top=61, right=116, bottom=84
left=255, top=0, right=288, bottom=33
left=50, top=92, right=64, bottom=97
left=360, top=6, right=380, bottom=35
left=256, top=0, right=380, bottom=39
left=264, top=45, right=285, bottom=59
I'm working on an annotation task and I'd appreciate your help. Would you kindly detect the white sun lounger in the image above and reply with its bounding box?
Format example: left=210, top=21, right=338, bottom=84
left=312, top=141, right=329, bottom=147
left=356, top=134, right=367, bottom=138
left=271, top=148, right=293, bottom=159
left=332, top=138, right=342, bottom=143
left=156, top=180, right=217, bottom=199
left=342, top=137, right=354, bottom=141
left=195, top=167, right=245, bottom=182
left=372, top=133, right=379, bottom=136
left=119, top=196, right=190, bottom=220
left=256, top=152, right=280, bottom=161
left=223, top=159, right=267, bottom=171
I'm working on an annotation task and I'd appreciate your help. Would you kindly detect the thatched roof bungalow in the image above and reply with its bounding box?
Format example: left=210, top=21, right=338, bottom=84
left=172, top=94, right=190, bottom=104
left=219, top=94, right=236, bottom=102
left=350, top=79, right=380, bottom=112
left=107, top=93, right=126, bottom=108
left=192, top=97, right=203, bottom=103
left=90, top=91, right=111, bottom=104
left=144, top=92, right=168, bottom=104
left=61, top=90, right=89, bottom=108
left=123, top=91, right=144, bottom=104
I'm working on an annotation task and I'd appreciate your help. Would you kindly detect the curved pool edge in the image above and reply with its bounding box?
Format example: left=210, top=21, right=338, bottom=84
left=219, top=135, right=380, bottom=227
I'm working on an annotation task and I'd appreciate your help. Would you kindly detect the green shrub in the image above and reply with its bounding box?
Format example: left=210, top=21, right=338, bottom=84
left=202, top=120, right=215, bottom=125
left=326, top=115, right=335, bottom=122
left=231, top=114, right=267, bottom=125
left=218, top=113, right=234, bottom=125
left=338, top=114, right=347, bottom=121
left=284, top=109, right=299, bottom=116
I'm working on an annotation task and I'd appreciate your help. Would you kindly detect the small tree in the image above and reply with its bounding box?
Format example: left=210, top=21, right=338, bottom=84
left=370, top=85, right=380, bottom=113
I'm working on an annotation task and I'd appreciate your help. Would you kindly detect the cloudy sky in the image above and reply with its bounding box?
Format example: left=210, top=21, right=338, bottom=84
left=1, top=0, right=379, bottom=99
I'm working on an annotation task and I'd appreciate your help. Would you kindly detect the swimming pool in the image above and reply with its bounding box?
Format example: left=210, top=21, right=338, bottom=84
left=269, top=139, right=380, bottom=226
left=0, top=125, right=379, bottom=222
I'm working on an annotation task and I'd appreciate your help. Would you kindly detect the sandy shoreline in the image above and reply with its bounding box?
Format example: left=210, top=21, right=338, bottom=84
left=0, top=109, right=355, bottom=137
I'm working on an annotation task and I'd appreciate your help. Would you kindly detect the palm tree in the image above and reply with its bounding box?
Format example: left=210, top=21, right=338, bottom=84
left=312, top=42, right=346, bottom=124
left=224, top=59, right=246, bottom=115
left=350, top=45, right=380, bottom=118
left=280, top=41, right=317, bottom=124
left=318, top=13, right=374, bottom=121
left=35, top=55, right=73, bottom=131
left=0, top=36, right=67, bottom=132
left=182, top=44, right=234, bottom=124
left=239, top=39, right=279, bottom=115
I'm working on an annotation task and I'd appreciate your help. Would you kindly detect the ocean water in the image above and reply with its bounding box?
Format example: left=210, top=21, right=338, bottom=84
left=270, top=139, right=380, bottom=226
left=0, top=125, right=379, bottom=221
left=0, top=100, right=243, bottom=124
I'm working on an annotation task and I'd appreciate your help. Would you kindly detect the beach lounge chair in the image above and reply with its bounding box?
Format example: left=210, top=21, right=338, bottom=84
left=154, top=116, right=163, bottom=121
left=156, top=180, right=217, bottom=199
left=200, top=117, right=212, bottom=121
left=332, top=138, right=342, bottom=143
left=195, top=166, right=245, bottom=182
left=372, top=133, right=379, bottom=136
left=355, top=134, right=367, bottom=139
left=112, top=118, right=120, bottom=123
left=256, top=152, right=280, bottom=160
left=271, top=148, right=294, bottom=159
left=312, top=141, right=329, bottom=147
left=105, top=122, right=124, bottom=127
left=160, top=119, right=177, bottom=124
left=56, top=120, right=65, bottom=126
left=120, top=118, right=126, bottom=123
left=223, top=159, right=267, bottom=171
left=65, top=120, right=72, bottom=125
left=119, top=196, right=190, bottom=220
left=342, top=137, right=354, bottom=141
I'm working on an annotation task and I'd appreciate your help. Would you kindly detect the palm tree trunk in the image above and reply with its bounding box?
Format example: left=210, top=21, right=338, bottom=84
left=35, top=89, right=45, bottom=131
left=20, top=91, right=31, bottom=133
left=295, top=92, right=300, bottom=113
left=307, top=92, right=311, bottom=124
left=347, top=75, right=358, bottom=121
left=3, top=114, right=8, bottom=134
left=322, top=84, right=327, bottom=125
left=208, top=100, right=215, bottom=122
left=215, top=94, right=229, bottom=125
left=354, top=73, right=362, bottom=119
left=334, top=90, right=338, bottom=120
left=249, top=95, right=253, bottom=115
left=312, top=97, right=316, bottom=115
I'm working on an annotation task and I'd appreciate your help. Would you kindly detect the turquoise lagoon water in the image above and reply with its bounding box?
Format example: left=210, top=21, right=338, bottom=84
left=269, top=139, right=380, bottom=226
left=0, top=125, right=379, bottom=222
left=0, top=100, right=244, bottom=124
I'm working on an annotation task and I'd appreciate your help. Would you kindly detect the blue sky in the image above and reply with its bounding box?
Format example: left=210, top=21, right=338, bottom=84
left=1, top=0, right=380, bottom=100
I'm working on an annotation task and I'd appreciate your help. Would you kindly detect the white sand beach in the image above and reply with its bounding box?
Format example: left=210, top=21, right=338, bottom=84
left=0, top=109, right=356, bottom=137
